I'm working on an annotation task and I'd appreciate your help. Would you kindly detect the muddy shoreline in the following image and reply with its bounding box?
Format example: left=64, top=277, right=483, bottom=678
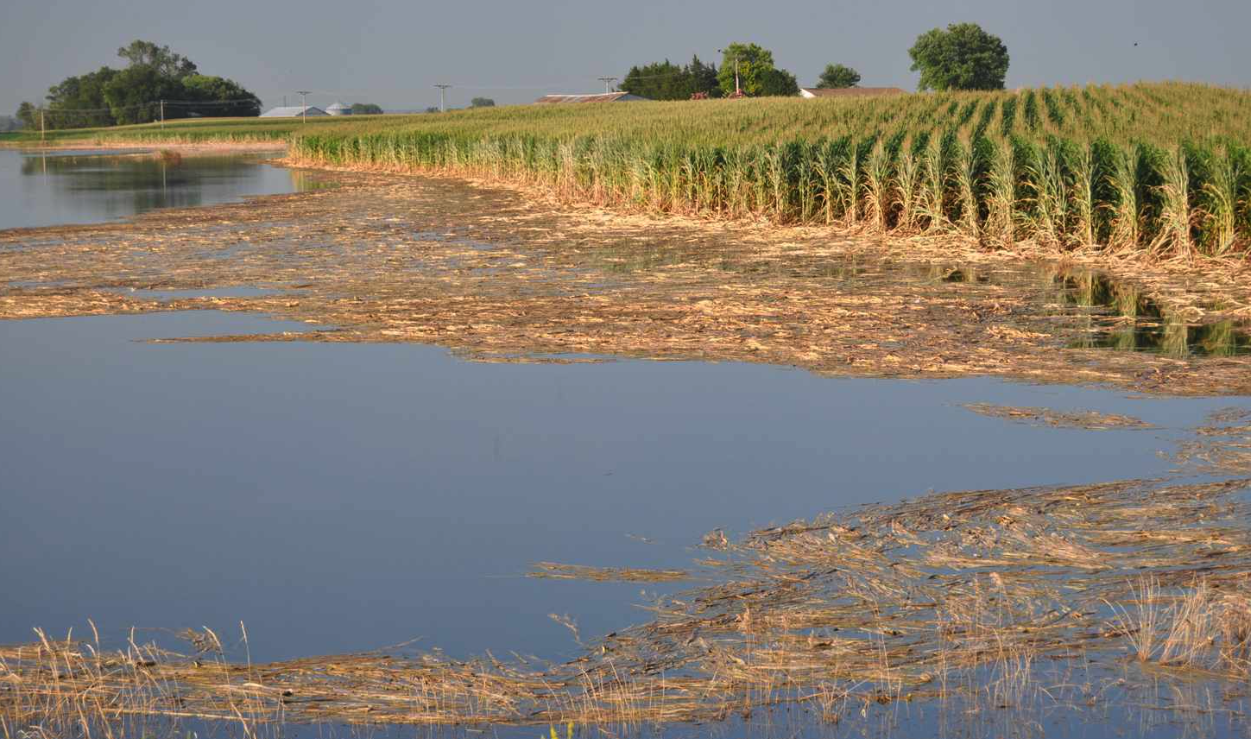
left=2, top=154, right=1250, bottom=396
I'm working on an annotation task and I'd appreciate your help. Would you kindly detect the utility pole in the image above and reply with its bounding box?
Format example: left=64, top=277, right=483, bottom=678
left=160, top=100, right=165, bottom=129
left=434, top=84, right=451, bottom=112
left=296, top=90, right=311, bottom=123
left=717, top=49, right=741, bottom=96
left=40, top=108, right=45, bottom=143
left=597, top=77, right=618, bottom=93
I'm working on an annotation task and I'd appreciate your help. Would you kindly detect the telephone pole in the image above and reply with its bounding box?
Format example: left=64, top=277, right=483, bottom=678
left=434, top=84, right=451, bottom=112
left=597, top=77, right=618, bottom=93
left=296, top=90, right=311, bottom=123
left=40, top=108, right=45, bottom=143
left=159, top=100, right=165, bottom=129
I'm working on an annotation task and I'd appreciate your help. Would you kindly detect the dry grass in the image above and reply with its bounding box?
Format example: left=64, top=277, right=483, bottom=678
left=961, top=403, right=1153, bottom=430
left=1172, top=408, right=1251, bottom=475
left=528, top=563, right=691, bottom=583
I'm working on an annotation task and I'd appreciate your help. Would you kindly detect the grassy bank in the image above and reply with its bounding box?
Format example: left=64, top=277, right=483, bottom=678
left=0, top=114, right=418, bottom=147
left=283, top=82, right=1251, bottom=260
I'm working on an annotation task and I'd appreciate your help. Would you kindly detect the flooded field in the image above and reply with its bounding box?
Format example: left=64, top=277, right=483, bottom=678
left=3, top=155, right=1251, bottom=738
left=0, top=148, right=311, bottom=229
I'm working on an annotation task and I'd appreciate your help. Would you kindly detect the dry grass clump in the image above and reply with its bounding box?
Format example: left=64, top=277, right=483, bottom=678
left=961, top=403, right=1153, bottom=430
left=1172, top=408, right=1251, bottom=475
left=528, top=562, right=691, bottom=582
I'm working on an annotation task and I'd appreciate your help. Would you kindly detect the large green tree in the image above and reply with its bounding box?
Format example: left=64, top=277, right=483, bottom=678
left=817, top=64, right=861, bottom=89
left=908, top=23, right=1009, bottom=91
left=351, top=103, right=384, bottom=115
left=178, top=75, right=261, bottom=117
left=45, top=67, right=117, bottom=127
left=117, top=40, right=198, bottom=79
left=620, top=55, right=720, bottom=100
left=104, top=65, right=183, bottom=124
left=26, top=40, right=259, bottom=129
left=716, top=43, right=798, bottom=97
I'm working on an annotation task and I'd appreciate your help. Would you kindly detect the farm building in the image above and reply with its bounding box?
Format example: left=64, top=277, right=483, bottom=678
left=799, top=87, right=907, bottom=99
left=260, top=106, right=328, bottom=118
left=326, top=101, right=352, bottom=116
left=534, top=92, right=650, bottom=104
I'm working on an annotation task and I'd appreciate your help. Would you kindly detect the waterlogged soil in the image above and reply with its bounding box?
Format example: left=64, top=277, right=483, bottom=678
left=2, top=166, right=1250, bottom=395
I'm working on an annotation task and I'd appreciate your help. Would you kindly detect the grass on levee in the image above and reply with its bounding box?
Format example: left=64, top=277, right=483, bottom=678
left=0, top=113, right=421, bottom=146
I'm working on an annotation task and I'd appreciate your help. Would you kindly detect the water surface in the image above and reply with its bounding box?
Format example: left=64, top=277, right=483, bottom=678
left=0, top=149, right=310, bottom=229
left=2, top=310, right=1245, bottom=667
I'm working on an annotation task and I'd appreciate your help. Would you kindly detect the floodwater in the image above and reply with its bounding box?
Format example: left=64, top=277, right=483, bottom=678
left=3, top=163, right=1251, bottom=739
left=0, top=148, right=312, bottom=229
left=2, top=310, right=1247, bottom=669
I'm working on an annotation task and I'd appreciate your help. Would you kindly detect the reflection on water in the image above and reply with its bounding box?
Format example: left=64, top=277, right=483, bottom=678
left=1053, top=271, right=1251, bottom=357
left=0, top=149, right=318, bottom=229
left=939, top=263, right=1250, bottom=357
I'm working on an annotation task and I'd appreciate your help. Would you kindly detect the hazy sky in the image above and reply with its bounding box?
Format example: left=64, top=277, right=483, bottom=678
left=3, top=0, right=1248, bottom=114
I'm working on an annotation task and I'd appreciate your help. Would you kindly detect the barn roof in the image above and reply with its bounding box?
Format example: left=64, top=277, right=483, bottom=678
left=799, top=87, right=908, bottom=99
left=259, top=106, right=328, bottom=118
left=534, top=92, right=650, bottom=104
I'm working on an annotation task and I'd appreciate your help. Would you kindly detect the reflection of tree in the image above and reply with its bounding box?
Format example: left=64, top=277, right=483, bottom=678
left=17, top=153, right=305, bottom=219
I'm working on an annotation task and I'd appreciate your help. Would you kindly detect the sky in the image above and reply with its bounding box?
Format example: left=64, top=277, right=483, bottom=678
left=2, top=0, right=1249, bottom=114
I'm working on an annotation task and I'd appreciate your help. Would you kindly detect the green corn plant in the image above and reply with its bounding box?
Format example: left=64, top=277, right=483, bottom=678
left=1108, top=145, right=1144, bottom=252
left=917, top=134, right=950, bottom=233
left=1200, top=145, right=1244, bottom=256
left=952, top=138, right=980, bottom=239
left=863, top=139, right=893, bottom=233
left=985, top=137, right=1018, bottom=247
left=895, top=144, right=923, bottom=234
left=835, top=141, right=862, bottom=229
left=1068, top=141, right=1098, bottom=248
left=1151, top=146, right=1196, bottom=259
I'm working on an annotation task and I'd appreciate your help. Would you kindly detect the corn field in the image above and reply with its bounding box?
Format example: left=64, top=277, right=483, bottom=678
left=289, top=82, right=1251, bottom=259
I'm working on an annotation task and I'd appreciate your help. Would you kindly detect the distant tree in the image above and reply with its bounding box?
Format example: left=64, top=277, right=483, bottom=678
left=351, top=103, right=384, bottom=115
left=620, top=55, right=720, bottom=100
left=0, top=115, right=19, bottom=132
left=103, top=65, right=182, bottom=124
left=424, top=106, right=441, bottom=114
left=16, top=102, right=38, bottom=130
left=716, top=43, right=798, bottom=97
left=178, top=75, right=261, bottom=117
left=45, top=67, right=118, bottom=128
left=688, top=55, right=721, bottom=97
left=117, top=40, right=197, bottom=78
left=470, top=97, right=496, bottom=108
left=817, top=63, right=861, bottom=89
left=908, top=23, right=1009, bottom=91
left=621, top=59, right=686, bottom=100
left=760, top=67, right=800, bottom=96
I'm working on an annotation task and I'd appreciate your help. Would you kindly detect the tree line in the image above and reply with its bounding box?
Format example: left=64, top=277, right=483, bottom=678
left=14, top=40, right=261, bottom=129
left=620, top=23, right=1009, bottom=101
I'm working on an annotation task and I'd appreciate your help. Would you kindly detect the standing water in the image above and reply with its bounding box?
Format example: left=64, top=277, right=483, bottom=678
left=0, top=148, right=312, bottom=229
